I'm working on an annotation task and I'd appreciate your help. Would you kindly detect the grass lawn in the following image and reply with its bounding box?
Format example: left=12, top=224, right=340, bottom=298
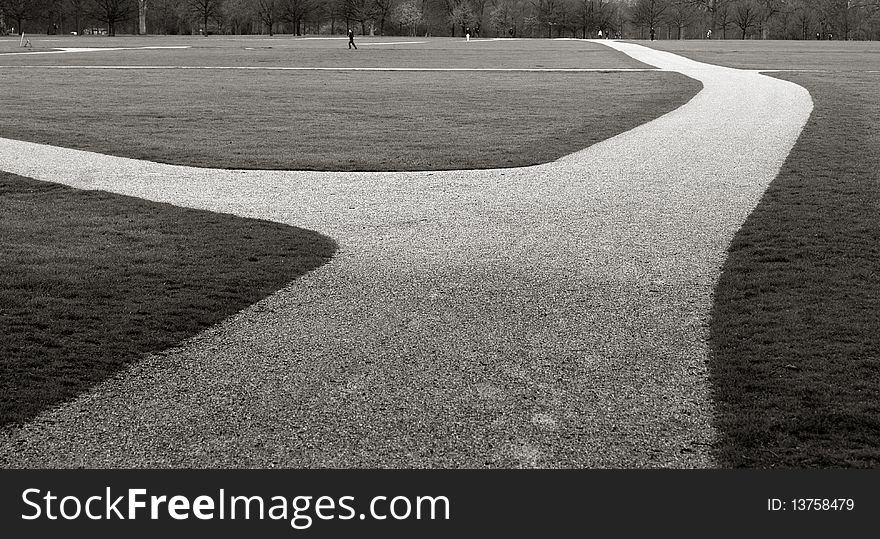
left=0, top=37, right=700, bottom=171
left=0, top=172, right=335, bottom=427
left=646, top=42, right=880, bottom=467
left=643, top=39, right=880, bottom=71
left=0, top=37, right=698, bottom=430
left=0, top=35, right=653, bottom=69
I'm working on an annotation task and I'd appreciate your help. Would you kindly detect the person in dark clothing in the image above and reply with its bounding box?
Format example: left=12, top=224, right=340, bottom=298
left=650, top=27, right=655, bottom=41
left=348, top=29, right=357, bottom=49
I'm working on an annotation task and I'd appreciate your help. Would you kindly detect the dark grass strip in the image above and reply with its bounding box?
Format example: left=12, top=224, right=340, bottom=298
left=709, top=72, right=880, bottom=468
left=640, top=40, right=880, bottom=72
left=0, top=70, right=700, bottom=171
left=0, top=172, right=335, bottom=427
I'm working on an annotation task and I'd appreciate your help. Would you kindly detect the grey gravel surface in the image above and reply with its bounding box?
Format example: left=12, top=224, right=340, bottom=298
left=0, top=41, right=813, bottom=468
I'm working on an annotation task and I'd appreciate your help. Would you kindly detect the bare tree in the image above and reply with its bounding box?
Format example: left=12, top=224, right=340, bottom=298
left=345, top=0, right=370, bottom=34
left=282, top=0, right=313, bottom=35
left=372, top=0, right=396, bottom=34
left=666, top=0, right=695, bottom=38
left=67, top=0, right=87, bottom=34
left=581, top=0, right=616, bottom=38
left=532, top=0, right=565, bottom=37
left=88, top=0, right=135, bottom=35
left=223, top=0, right=253, bottom=33
left=791, top=0, right=813, bottom=39
left=754, top=0, right=780, bottom=38
left=322, top=0, right=347, bottom=33
left=449, top=0, right=473, bottom=34
left=43, top=0, right=65, bottom=33
left=716, top=0, right=733, bottom=37
left=470, top=0, right=488, bottom=29
left=630, top=0, right=667, bottom=36
left=137, top=0, right=145, bottom=32
left=0, top=0, right=38, bottom=33
left=146, top=0, right=184, bottom=34
left=687, top=0, right=732, bottom=35
left=254, top=0, right=278, bottom=33
left=733, top=0, right=759, bottom=37
left=187, top=0, right=222, bottom=34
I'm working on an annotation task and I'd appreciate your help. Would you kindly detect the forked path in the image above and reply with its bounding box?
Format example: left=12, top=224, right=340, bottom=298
left=0, top=42, right=812, bottom=467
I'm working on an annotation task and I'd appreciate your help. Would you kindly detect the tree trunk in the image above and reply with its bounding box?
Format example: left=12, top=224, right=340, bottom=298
left=710, top=1, right=717, bottom=35
left=139, top=0, right=147, bottom=34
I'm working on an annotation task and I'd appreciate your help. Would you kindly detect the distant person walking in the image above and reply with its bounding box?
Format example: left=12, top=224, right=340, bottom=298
left=348, top=29, right=357, bottom=50
left=706, top=29, right=712, bottom=39
left=650, top=27, right=655, bottom=41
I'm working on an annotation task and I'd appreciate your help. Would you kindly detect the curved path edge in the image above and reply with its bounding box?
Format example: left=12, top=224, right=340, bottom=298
left=0, top=41, right=813, bottom=468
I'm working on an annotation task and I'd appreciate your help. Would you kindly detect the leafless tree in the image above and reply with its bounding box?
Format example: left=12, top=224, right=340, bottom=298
left=344, top=0, right=370, bottom=33
left=733, top=0, right=759, bottom=37
left=630, top=0, right=667, bottom=36
left=372, top=0, right=396, bottom=34
left=136, top=0, right=145, bottom=32
left=254, top=0, right=278, bottom=33
left=88, top=0, right=135, bottom=35
left=667, top=0, right=696, bottom=38
left=282, top=0, right=314, bottom=35
left=187, top=0, right=222, bottom=34
left=0, top=0, right=38, bottom=33
left=67, top=0, right=87, bottom=33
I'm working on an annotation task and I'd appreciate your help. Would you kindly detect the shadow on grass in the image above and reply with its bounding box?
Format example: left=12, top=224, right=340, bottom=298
left=0, top=172, right=336, bottom=427
left=709, top=73, right=880, bottom=468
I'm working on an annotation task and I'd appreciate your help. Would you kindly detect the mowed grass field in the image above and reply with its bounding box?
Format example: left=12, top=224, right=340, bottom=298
left=0, top=37, right=699, bottom=428
left=0, top=172, right=335, bottom=427
left=0, top=35, right=652, bottom=68
left=646, top=41, right=880, bottom=467
left=645, top=39, right=880, bottom=71
left=0, top=36, right=700, bottom=171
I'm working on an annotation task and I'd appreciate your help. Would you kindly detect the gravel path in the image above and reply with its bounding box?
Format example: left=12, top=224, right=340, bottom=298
left=0, top=41, right=812, bottom=468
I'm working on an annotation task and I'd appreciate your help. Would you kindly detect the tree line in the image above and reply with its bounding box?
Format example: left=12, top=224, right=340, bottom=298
left=1, top=0, right=878, bottom=39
